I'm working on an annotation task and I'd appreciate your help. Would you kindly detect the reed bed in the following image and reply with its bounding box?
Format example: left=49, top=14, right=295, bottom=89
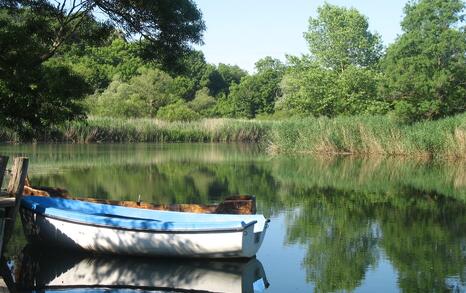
left=59, top=117, right=273, bottom=144
left=1, top=113, right=465, bottom=159
left=268, top=113, right=466, bottom=159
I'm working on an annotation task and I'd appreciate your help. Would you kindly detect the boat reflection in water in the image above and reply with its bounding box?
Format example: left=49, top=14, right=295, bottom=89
left=16, top=247, right=270, bottom=293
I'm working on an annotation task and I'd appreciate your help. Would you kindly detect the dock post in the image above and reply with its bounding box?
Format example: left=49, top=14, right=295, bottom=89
left=2, top=157, right=29, bottom=252
left=0, top=157, right=8, bottom=189
left=0, top=157, right=9, bottom=257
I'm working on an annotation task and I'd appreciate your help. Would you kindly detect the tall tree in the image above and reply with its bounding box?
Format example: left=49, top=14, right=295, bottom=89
left=222, top=57, right=285, bottom=118
left=381, top=0, right=466, bottom=121
left=0, top=6, right=90, bottom=137
left=1, top=0, right=205, bottom=65
left=280, top=4, right=387, bottom=117
left=305, top=3, right=382, bottom=70
left=0, top=0, right=205, bottom=137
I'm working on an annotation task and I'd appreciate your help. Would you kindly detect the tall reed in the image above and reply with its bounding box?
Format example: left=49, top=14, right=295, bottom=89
left=2, top=113, right=465, bottom=159
left=269, top=113, right=466, bottom=159
left=59, top=117, right=273, bottom=144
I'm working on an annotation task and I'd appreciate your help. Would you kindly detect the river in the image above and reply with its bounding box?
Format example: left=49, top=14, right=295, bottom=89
left=1, top=143, right=465, bottom=292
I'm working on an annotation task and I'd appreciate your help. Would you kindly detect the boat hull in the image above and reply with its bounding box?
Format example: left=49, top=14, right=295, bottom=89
left=20, top=207, right=266, bottom=258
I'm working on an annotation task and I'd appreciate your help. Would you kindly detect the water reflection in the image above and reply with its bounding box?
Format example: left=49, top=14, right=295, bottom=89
left=285, top=188, right=466, bottom=292
left=286, top=190, right=380, bottom=292
left=16, top=246, right=269, bottom=293
left=1, top=143, right=465, bottom=292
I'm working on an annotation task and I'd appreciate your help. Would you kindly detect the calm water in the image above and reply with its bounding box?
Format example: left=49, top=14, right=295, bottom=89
left=1, top=143, right=465, bottom=292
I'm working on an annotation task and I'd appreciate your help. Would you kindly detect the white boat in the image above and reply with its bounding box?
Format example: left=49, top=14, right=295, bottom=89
left=16, top=247, right=270, bottom=293
left=20, top=195, right=269, bottom=258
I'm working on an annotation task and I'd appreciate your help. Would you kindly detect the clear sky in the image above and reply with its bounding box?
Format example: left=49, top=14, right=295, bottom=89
left=194, top=0, right=409, bottom=72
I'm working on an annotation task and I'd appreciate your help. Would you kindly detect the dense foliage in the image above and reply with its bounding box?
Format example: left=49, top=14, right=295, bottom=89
left=279, top=3, right=387, bottom=117
left=0, top=0, right=465, bottom=139
left=221, top=57, right=286, bottom=118
left=305, top=3, right=383, bottom=70
left=0, top=0, right=205, bottom=136
left=381, top=0, right=466, bottom=122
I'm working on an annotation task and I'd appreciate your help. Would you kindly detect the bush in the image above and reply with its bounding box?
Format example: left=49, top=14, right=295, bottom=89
left=381, top=0, right=466, bottom=121
left=188, top=87, right=217, bottom=116
left=280, top=58, right=389, bottom=117
left=157, top=101, right=201, bottom=122
left=88, top=67, right=179, bottom=118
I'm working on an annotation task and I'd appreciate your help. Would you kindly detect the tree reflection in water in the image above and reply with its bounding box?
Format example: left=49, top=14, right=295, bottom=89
left=1, top=144, right=465, bottom=292
left=285, top=187, right=466, bottom=292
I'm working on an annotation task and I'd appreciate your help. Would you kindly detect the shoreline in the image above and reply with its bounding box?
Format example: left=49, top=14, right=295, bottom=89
left=1, top=113, right=465, bottom=160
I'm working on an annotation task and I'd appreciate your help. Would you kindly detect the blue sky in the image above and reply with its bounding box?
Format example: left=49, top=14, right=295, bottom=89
left=194, top=0, right=409, bottom=72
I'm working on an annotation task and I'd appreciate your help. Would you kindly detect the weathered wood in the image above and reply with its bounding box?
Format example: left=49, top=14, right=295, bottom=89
left=3, top=157, right=29, bottom=251
left=0, top=157, right=8, bottom=189
left=24, top=184, right=257, bottom=215
left=216, top=195, right=257, bottom=214
left=7, top=157, right=29, bottom=196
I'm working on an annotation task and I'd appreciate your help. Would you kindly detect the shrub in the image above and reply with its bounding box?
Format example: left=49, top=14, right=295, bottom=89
left=188, top=87, right=217, bottom=116
left=88, top=67, right=179, bottom=118
left=157, top=101, right=201, bottom=122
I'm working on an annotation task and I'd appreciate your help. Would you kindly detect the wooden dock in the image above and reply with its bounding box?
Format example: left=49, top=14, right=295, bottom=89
left=0, top=156, right=29, bottom=293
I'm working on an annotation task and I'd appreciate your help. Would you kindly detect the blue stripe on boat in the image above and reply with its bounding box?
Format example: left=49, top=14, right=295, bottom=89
left=22, top=196, right=262, bottom=232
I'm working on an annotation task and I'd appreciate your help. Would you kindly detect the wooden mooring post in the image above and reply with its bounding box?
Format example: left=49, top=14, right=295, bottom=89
left=0, top=156, right=28, bottom=293
left=0, top=157, right=29, bottom=253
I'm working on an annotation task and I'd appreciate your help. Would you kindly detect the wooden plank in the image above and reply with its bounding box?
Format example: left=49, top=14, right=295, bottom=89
left=0, top=157, right=8, bottom=190
left=3, top=157, right=29, bottom=252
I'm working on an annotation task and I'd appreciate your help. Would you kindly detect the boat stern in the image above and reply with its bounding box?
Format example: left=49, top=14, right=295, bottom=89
left=240, top=218, right=269, bottom=258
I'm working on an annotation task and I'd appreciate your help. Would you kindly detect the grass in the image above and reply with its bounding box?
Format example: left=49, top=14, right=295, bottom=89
left=1, top=113, right=465, bottom=159
left=269, top=113, right=466, bottom=159
left=59, top=117, right=273, bottom=144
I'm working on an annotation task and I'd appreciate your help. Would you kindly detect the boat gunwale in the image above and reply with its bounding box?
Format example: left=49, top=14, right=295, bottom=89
left=21, top=206, right=258, bottom=234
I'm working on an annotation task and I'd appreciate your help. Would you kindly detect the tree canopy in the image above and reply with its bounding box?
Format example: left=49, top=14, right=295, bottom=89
left=0, top=0, right=205, bottom=136
left=1, top=0, right=465, bottom=139
left=305, top=3, right=383, bottom=70
left=1, top=0, right=205, bottom=64
left=280, top=4, right=387, bottom=117
left=381, top=0, right=466, bottom=121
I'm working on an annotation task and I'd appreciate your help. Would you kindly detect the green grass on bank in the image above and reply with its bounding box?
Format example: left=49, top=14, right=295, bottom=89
left=60, top=117, right=272, bottom=143
left=269, top=113, right=466, bottom=159
left=1, top=113, right=465, bottom=159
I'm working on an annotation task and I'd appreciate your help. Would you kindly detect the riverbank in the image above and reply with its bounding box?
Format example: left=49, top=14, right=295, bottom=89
left=269, top=113, right=466, bottom=159
left=1, top=113, right=465, bottom=159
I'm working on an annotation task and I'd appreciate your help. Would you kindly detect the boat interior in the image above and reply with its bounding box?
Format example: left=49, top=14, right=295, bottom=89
left=23, top=181, right=256, bottom=215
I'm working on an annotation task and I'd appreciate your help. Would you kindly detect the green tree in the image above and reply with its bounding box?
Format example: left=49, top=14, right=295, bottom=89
left=88, top=67, right=179, bottom=117
left=61, top=37, right=145, bottom=91
left=381, top=0, right=466, bottom=121
left=305, top=3, right=383, bottom=71
left=222, top=57, right=285, bottom=118
left=280, top=4, right=387, bottom=117
left=157, top=101, right=200, bottom=122
left=0, top=0, right=205, bottom=136
left=280, top=57, right=388, bottom=116
left=2, top=0, right=205, bottom=65
left=217, top=63, right=248, bottom=88
left=188, top=87, right=216, bottom=117
left=172, top=50, right=208, bottom=84
left=200, top=63, right=247, bottom=97
left=0, top=8, right=89, bottom=137
left=200, top=64, right=228, bottom=97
